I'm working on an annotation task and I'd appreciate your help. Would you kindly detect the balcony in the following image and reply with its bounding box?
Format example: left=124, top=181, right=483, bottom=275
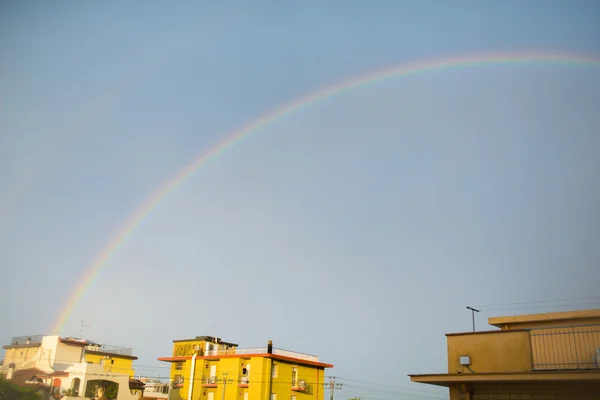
left=531, top=325, right=600, bottom=370
left=202, top=347, right=319, bottom=362
left=238, top=377, right=249, bottom=387
left=201, top=376, right=218, bottom=387
left=173, top=378, right=184, bottom=388
left=291, top=379, right=307, bottom=391
left=446, top=324, right=600, bottom=374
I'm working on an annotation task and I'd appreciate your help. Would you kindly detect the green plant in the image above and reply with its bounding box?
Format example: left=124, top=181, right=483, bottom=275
left=0, top=376, right=41, bottom=400
left=62, top=388, right=79, bottom=396
left=84, top=380, right=119, bottom=399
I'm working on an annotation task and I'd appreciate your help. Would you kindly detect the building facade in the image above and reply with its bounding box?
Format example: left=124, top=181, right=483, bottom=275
left=410, top=309, right=600, bottom=399
left=1, top=334, right=143, bottom=400
left=1, top=335, right=87, bottom=374
left=159, top=336, right=333, bottom=400
left=139, top=377, right=171, bottom=399
left=83, top=340, right=138, bottom=377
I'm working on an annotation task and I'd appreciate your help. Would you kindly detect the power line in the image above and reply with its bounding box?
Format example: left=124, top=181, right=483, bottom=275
left=335, top=377, right=447, bottom=397
left=341, top=384, right=446, bottom=400
left=0, top=361, right=448, bottom=398
left=476, top=302, right=600, bottom=313
left=472, top=296, right=600, bottom=309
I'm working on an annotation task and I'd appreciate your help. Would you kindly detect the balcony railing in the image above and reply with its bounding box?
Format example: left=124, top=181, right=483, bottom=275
left=274, top=348, right=319, bottom=362
left=201, top=376, right=218, bottom=386
left=204, top=347, right=265, bottom=357
left=100, top=344, right=133, bottom=356
left=530, top=324, right=600, bottom=370
left=202, top=347, right=319, bottom=362
left=173, top=378, right=184, bottom=388
left=239, top=377, right=249, bottom=386
left=291, top=379, right=307, bottom=391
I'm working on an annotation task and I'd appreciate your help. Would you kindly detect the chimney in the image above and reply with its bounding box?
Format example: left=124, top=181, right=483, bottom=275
left=7, top=363, right=15, bottom=380
left=267, top=340, right=273, bottom=354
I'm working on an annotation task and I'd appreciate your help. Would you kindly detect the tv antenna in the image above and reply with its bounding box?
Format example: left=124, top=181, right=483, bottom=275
left=80, top=320, right=91, bottom=335
left=466, top=306, right=480, bottom=332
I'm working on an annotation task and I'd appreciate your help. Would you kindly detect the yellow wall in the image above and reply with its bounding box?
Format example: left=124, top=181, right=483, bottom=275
left=172, top=339, right=237, bottom=357
left=448, top=381, right=600, bottom=400
left=489, top=309, right=600, bottom=330
left=447, top=331, right=532, bottom=373
left=167, top=355, right=326, bottom=400
left=1, top=346, right=41, bottom=371
left=84, top=353, right=135, bottom=377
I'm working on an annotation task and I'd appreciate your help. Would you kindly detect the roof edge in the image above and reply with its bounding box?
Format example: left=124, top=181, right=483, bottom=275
left=489, top=309, right=600, bottom=327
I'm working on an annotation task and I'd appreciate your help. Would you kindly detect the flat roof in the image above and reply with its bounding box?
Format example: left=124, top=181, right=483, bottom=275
left=59, top=338, right=88, bottom=347
left=445, top=329, right=529, bottom=337
left=85, top=349, right=138, bottom=360
left=410, top=370, right=600, bottom=387
left=173, top=336, right=238, bottom=347
left=489, top=309, right=600, bottom=328
left=2, top=343, right=41, bottom=350
left=158, top=353, right=333, bottom=369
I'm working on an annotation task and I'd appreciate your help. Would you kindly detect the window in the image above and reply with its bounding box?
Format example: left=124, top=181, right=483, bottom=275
left=71, top=378, right=81, bottom=396
left=174, top=375, right=184, bottom=386
left=176, top=362, right=183, bottom=370
left=271, top=364, right=278, bottom=378
left=291, top=396, right=297, bottom=400
left=291, top=368, right=298, bottom=385
left=111, top=360, right=114, bottom=364
left=242, top=363, right=250, bottom=376
left=270, top=394, right=277, bottom=400
left=208, top=392, right=215, bottom=400
left=244, top=393, right=249, bottom=400
left=52, top=379, right=61, bottom=395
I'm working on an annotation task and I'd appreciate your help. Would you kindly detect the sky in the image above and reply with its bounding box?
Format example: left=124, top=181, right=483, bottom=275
left=1, top=0, right=600, bottom=398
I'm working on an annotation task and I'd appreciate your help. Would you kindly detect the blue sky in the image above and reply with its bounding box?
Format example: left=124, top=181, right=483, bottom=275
left=2, top=1, right=600, bottom=398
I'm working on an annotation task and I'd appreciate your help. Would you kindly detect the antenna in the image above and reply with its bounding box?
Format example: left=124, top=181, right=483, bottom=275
left=466, top=306, right=480, bottom=332
left=213, top=323, right=219, bottom=343
left=80, top=320, right=90, bottom=335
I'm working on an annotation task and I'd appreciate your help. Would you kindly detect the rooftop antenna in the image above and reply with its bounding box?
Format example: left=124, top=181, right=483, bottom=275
left=213, top=323, right=219, bottom=343
left=80, top=320, right=90, bottom=336
left=466, top=306, right=480, bottom=332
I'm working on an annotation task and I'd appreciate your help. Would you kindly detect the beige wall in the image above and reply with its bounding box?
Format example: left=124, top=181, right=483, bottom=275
left=447, top=331, right=532, bottom=373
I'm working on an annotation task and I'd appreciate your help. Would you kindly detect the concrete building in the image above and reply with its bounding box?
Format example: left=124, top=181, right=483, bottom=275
left=410, top=309, right=600, bottom=399
left=139, top=377, right=171, bottom=399
left=1, top=335, right=88, bottom=377
left=83, top=340, right=138, bottom=378
left=1, top=334, right=143, bottom=400
left=159, top=336, right=333, bottom=400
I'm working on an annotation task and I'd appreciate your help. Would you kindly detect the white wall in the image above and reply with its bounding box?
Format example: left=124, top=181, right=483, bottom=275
left=63, top=363, right=139, bottom=400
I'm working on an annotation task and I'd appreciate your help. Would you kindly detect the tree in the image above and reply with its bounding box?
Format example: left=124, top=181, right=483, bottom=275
left=0, top=376, right=41, bottom=400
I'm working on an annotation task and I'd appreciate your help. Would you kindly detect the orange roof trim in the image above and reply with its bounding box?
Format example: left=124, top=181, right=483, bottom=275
left=158, top=353, right=333, bottom=368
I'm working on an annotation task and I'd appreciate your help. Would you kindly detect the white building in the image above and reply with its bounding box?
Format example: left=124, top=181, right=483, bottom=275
left=139, top=377, right=171, bottom=400
left=2, top=334, right=143, bottom=400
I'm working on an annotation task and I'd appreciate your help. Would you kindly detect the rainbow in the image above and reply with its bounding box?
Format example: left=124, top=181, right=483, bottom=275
left=50, top=51, right=600, bottom=335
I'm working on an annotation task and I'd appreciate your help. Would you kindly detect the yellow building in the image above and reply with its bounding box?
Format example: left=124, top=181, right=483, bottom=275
left=159, top=336, right=333, bottom=400
left=410, top=309, right=600, bottom=399
left=82, top=340, right=138, bottom=378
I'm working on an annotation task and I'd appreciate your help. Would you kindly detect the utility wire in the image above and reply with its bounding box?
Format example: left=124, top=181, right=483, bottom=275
left=476, top=302, right=600, bottom=313
left=472, top=296, right=600, bottom=309
left=341, top=384, right=446, bottom=400
left=335, top=377, right=447, bottom=396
